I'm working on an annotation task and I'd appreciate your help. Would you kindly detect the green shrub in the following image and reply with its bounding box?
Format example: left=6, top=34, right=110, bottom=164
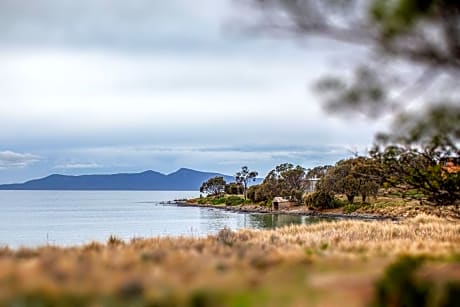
left=305, top=191, right=343, bottom=209
left=210, top=197, right=226, bottom=206
left=189, top=289, right=222, bottom=307
left=343, top=203, right=361, bottom=214
left=373, top=256, right=430, bottom=307
left=332, top=198, right=348, bottom=208
left=225, top=196, right=245, bottom=206
left=440, top=282, right=460, bottom=307
left=373, top=256, right=460, bottom=307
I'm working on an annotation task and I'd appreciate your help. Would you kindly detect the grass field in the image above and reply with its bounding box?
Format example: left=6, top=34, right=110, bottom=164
left=0, top=215, right=459, bottom=306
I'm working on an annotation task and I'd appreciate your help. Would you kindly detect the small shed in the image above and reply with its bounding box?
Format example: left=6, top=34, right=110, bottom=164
left=272, top=197, right=296, bottom=211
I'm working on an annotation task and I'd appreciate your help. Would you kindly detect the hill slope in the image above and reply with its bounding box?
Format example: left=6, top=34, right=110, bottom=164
left=0, top=168, right=239, bottom=191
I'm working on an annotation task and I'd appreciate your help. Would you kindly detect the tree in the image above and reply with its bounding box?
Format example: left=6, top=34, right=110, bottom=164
left=306, top=165, right=333, bottom=191
left=243, top=0, right=460, bottom=206
left=243, top=0, right=460, bottom=151
left=245, top=163, right=309, bottom=203
left=366, top=103, right=460, bottom=207
left=200, top=176, right=227, bottom=196
left=245, top=0, right=460, bottom=119
left=319, top=157, right=382, bottom=203
left=263, top=163, right=307, bottom=202
left=235, top=166, right=258, bottom=199
left=304, top=190, right=338, bottom=209
left=246, top=183, right=274, bottom=203
left=371, top=143, right=460, bottom=208
left=225, top=182, right=244, bottom=195
left=306, top=165, right=333, bottom=180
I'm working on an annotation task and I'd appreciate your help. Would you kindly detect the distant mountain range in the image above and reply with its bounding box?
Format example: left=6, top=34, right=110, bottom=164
left=0, top=168, right=262, bottom=191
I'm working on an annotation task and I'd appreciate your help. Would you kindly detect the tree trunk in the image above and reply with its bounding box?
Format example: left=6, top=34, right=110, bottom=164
left=362, top=194, right=367, bottom=203
left=346, top=194, right=355, bottom=204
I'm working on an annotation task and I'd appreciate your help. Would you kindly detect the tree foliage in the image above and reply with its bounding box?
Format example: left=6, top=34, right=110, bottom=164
left=247, top=163, right=307, bottom=203
left=225, top=182, right=244, bottom=195
left=318, top=157, right=382, bottom=203
left=200, top=176, right=227, bottom=196
left=306, top=165, right=332, bottom=180
left=244, top=0, right=460, bottom=143
left=243, top=0, right=460, bottom=207
left=247, top=0, right=460, bottom=108
left=304, top=190, right=341, bottom=209
left=377, top=104, right=460, bottom=151
left=367, top=103, right=460, bottom=207
left=372, top=143, right=460, bottom=207
left=263, top=163, right=307, bottom=202
left=235, top=166, right=258, bottom=199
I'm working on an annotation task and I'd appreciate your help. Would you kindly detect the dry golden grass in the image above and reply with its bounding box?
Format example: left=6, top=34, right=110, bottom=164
left=0, top=215, right=459, bottom=306
left=345, top=196, right=460, bottom=219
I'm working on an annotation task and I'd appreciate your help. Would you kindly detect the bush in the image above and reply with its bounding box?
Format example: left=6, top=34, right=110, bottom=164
left=373, top=256, right=429, bottom=307
left=197, top=198, right=207, bottom=205
left=225, top=196, right=246, bottom=206
left=332, top=198, right=348, bottom=208
left=247, top=184, right=271, bottom=203
left=441, top=282, right=460, bottom=307
left=343, top=203, right=361, bottom=214
left=305, top=191, right=343, bottom=209
left=210, top=197, right=226, bottom=206
left=372, top=256, right=460, bottom=307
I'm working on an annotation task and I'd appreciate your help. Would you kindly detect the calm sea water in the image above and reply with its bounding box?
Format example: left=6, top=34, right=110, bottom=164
left=0, top=190, right=324, bottom=248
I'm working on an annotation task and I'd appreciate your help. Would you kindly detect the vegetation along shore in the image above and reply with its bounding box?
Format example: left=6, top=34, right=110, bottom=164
left=185, top=155, right=460, bottom=221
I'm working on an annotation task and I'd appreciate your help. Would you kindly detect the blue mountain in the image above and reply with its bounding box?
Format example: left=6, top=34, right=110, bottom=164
left=0, top=168, right=246, bottom=191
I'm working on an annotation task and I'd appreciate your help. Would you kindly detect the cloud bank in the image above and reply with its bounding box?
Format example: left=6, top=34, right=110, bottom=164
left=0, top=151, right=41, bottom=168
left=0, top=0, right=385, bottom=183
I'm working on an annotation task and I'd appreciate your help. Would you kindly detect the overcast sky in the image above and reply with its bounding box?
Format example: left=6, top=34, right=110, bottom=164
left=0, top=0, right=386, bottom=183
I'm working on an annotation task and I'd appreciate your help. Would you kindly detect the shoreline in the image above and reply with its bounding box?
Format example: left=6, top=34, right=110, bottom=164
left=175, top=201, right=399, bottom=221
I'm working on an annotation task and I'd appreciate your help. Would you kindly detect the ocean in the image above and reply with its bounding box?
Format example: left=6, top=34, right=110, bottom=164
left=0, top=190, right=322, bottom=248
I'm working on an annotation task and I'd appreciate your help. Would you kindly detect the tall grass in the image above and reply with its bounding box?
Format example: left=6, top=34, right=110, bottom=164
left=0, top=215, right=459, bottom=306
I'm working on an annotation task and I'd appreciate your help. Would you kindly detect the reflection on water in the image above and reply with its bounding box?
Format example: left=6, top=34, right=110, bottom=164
left=246, top=214, right=329, bottom=229
left=200, top=209, right=330, bottom=232
left=199, top=208, right=243, bottom=234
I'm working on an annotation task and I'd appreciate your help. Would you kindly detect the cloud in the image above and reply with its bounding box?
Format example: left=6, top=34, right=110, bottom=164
left=0, top=0, right=379, bottom=151
left=0, top=0, right=386, bottom=185
left=62, top=144, right=353, bottom=175
left=0, top=0, right=233, bottom=52
left=0, top=49, right=379, bottom=149
left=0, top=143, right=354, bottom=183
left=0, top=150, right=41, bottom=168
left=54, top=162, right=103, bottom=170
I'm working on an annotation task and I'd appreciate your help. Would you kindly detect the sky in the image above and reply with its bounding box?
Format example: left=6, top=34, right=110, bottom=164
left=0, top=0, right=386, bottom=183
